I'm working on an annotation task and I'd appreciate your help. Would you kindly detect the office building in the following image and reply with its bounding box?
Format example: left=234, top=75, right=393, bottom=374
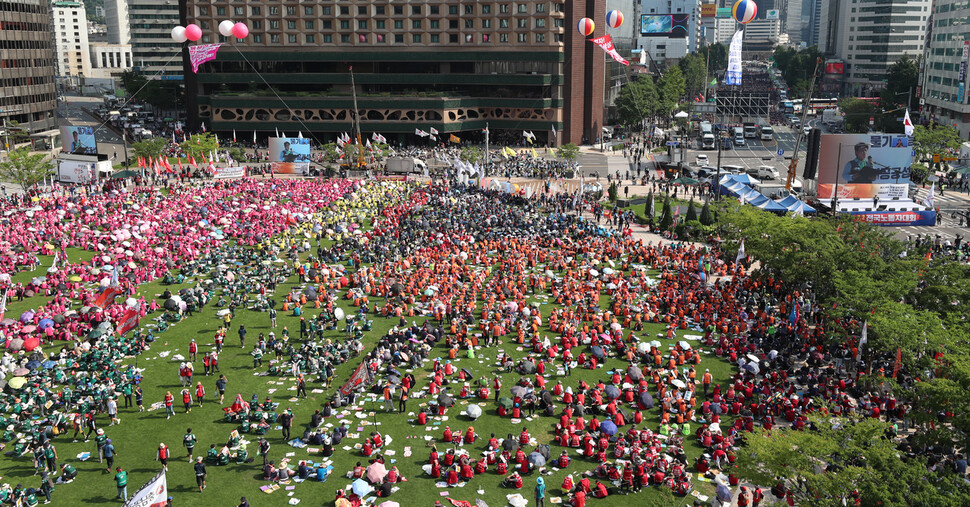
left=88, top=42, right=132, bottom=80
left=103, top=0, right=130, bottom=44
left=835, top=0, right=929, bottom=95
left=129, top=0, right=181, bottom=80
left=51, top=1, right=91, bottom=88
left=921, top=0, right=970, bottom=138
left=605, top=0, right=638, bottom=122
left=637, top=0, right=702, bottom=64
left=185, top=0, right=606, bottom=146
left=0, top=0, right=57, bottom=133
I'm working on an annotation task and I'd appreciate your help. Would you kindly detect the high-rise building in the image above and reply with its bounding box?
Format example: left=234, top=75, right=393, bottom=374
left=921, top=0, right=970, bottom=138
left=51, top=1, right=91, bottom=87
left=835, top=0, right=929, bottom=95
left=636, top=0, right=703, bottom=64
left=103, top=0, right=130, bottom=45
left=0, top=0, right=57, bottom=133
left=129, top=0, right=181, bottom=80
left=185, top=0, right=606, bottom=146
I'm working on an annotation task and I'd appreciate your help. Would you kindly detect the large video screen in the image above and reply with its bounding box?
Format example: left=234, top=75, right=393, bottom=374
left=817, top=134, right=913, bottom=200
left=640, top=14, right=688, bottom=37
left=268, top=137, right=311, bottom=163
left=60, top=126, right=97, bottom=155
left=670, top=14, right=689, bottom=38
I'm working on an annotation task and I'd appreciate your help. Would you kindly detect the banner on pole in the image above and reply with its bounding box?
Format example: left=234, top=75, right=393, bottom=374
left=725, top=31, right=743, bottom=85
left=340, top=362, right=369, bottom=396
left=588, top=34, right=629, bottom=66
left=123, top=470, right=167, bottom=507
left=188, top=43, right=223, bottom=73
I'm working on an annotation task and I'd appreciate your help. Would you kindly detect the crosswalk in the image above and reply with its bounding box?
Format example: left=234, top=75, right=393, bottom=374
left=911, top=186, right=970, bottom=212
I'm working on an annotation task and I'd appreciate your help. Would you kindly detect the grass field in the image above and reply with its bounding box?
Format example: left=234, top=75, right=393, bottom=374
left=0, top=200, right=735, bottom=506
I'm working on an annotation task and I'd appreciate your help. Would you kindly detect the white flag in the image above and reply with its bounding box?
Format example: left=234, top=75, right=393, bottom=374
left=232, top=129, right=236, bottom=142
left=253, top=130, right=256, bottom=144
left=736, top=239, right=746, bottom=264
left=0, top=289, right=7, bottom=321
left=298, top=131, right=304, bottom=139
left=275, top=128, right=279, bottom=138
left=859, top=320, right=868, bottom=350
left=725, top=30, right=743, bottom=85
left=430, top=127, right=439, bottom=135
left=124, top=471, right=167, bottom=507
left=903, top=109, right=914, bottom=136
left=551, top=124, right=557, bottom=138
left=923, top=183, right=935, bottom=209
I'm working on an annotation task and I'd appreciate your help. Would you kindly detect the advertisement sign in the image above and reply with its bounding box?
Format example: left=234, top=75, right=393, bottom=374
left=60, top=126, right=97, bottom=155
left=716, top=7, right=732, bottom=18
left=701, top=4, right=717, bottom=17
left=268, top=137, right=311, bottom=163
left=960, top=61, right=967, bottom=82
left=57, top=160, right=97, bottom=184
left=850, top=210, right=936, bottom=227
left=959, top=82, right=966, bottom=104
left=964, top=40, right=969, bottom=59
left=816, top=134, right=913, bottom=199
left=766, top=9, right=780, bottom=19
left=213, top=166, right=246, bottom=179
left=271, top=162, right=310, bottom=175
left=825, top=61, right=845, bottom=74
left=641, top=15, right=672, bottom=34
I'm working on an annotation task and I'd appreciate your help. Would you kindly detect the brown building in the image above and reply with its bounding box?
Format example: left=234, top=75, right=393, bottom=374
left=0, top=0, right=57, bottom=134
left=184, top=0, right=604, bottom=146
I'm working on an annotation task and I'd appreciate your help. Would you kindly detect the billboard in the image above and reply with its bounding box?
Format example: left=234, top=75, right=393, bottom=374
left=641, top=15, right=672, bottom=34
left=825, top=61, right=845, bottom=74
left=701, top=4, right=717, bottom=17
left=213, top=166, right=246, bottom=179
left=268, top=137, right=310, bottom=163
left=60, top=126, right=97, bottom=155
left=766, top=9, right=780, bottom=19
left=716, top=7, right=732, bottom=18
left=58, top=160, right=97, bottom=183
left=271, top=162, right=310, bottom=175
left=816, top=134, right=913, bottom=199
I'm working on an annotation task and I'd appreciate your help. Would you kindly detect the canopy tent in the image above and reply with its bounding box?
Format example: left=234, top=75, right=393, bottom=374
left=717, top=181, right=752, bottom=198
left=776, top=194, right=817, bottom=214
left=719, top=174, right=761, bottom=186
left=748, top=194, right=790, bottom=212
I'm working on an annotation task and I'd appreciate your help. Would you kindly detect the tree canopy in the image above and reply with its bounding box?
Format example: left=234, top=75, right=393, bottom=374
left=0, top=147, right=54, bottom=190
left=615, top=76, right=657, bottom=128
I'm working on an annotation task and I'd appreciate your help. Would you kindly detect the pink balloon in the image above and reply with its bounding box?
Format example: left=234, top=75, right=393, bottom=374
left=185, top=24, right=202, bottom=41
left=232, top=22, right=249, bottom=39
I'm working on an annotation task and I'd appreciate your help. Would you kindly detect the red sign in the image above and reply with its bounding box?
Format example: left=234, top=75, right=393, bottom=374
left=825, top=62, right=844, bottom=74
left=340, top=362, right=369, bottom=396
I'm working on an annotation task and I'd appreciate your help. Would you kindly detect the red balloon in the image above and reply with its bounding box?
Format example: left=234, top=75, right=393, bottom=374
left=185, top=24, right=202, bottom=42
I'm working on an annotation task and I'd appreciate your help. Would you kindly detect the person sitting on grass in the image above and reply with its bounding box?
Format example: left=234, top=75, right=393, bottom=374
left=502, top=471, right=523, bottom=489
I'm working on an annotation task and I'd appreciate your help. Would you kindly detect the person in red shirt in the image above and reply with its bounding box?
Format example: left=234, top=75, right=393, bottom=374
left=519, top=428, right=530, bottom=445
left=195, top=382, right=205, bottom=407
left=558, top=451, right=570, bottom=468
left=156, top=443, right=169, bottom=471
left=181, top=389, right=192, bottom=413
left=569, top=489, right=586, bottom=507
left=592, top=481, right=608, bottom=498
left=164, top=391, right=175, bottom=419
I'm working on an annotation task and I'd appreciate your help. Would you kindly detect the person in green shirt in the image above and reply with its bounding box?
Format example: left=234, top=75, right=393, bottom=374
left=184, top=428, right=198, bottom=462
left=23, top=487, right=38, bottom=507
left=95, top=429, right=107, bottom=463
left=114, top=467, right=127, bottom=502
left=59, top=463, right=77, bottom=483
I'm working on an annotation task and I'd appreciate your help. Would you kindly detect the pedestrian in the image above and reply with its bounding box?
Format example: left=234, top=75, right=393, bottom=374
left=194, top=457, right=207, bottom=492
left=399, top=387, right=409, bottom=413
left=156, top=443, right=169, bottom=472
left=184, top=428, right=197, bottom=462
left=114, top=467, right=128, bottom=502
left=238, top=497, right=249, bottom=507
left=122, top=383, right=133, bottom=409
left=535, top=477, right=546, bottom=507
left=383, top=384, right=394, bottom=412
left=296, top=374, right=307, bottom=398
left=258, top=438, right=271, bottom=466
left=107, top=397, right=119, bottom=426
left=203, top=353, right=211, bottom=375
left=182, top=389, right=192, bottom=413
left=95, top=428, right=107, bottom=463
left=195, top=382, right=206, bottom=407
left=135, top=386, right=144, bottom=412
left=43, top=442, right=57, bottom=473
left=279, top=409, right=293, bottom=441
left=103, top=439, right=115, bottom=473
left=164, top=391, right=175, bottom=419
left=269, top=308, right=277, bottom=328
left=216, top=374, right=227, bottom=404
left=238, top=324, right=246, bottom=347
left=39, top=471, right=53, bottom=504
left=189, top=339, right=198, bottom=362
left=251, top=346, right=263, bottom=369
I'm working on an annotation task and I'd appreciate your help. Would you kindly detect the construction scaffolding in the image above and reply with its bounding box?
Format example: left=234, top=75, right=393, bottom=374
left=714, top=90, right=771, bottom=122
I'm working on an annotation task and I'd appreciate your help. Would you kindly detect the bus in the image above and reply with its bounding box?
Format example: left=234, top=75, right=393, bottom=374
left=808, top=98, right=839, bottom=114
left=781, top=101, right=794, bottom=114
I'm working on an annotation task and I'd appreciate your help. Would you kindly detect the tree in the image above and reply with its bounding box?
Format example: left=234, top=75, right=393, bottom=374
left=658, top=197, right=673, bottom=230
left=459, top=146, right=483, bottom=164
left=0, top=147, right=54, bottom=190
left=885, top=56, right=920, bottom=111
left=702, top=43, right=728, bottom=73
left=615, top=76, right=657, bottom=128
left=910, top=162, right=929, bottom=184
left=131, top=138, right=167, bottom=160
left=685, top=198, right=697, bottom=222
left=119, top=69, right=147, bottom=96
left=180, top=133, right=219, bottom=160
left=4, top=120, right=30, bottom=144
left=699, top=200, right=713, bottom=226
left=678, top=53, right=707, bottom=100
left=556, top=143, right=580, bottom=161
left=913, top=124, right=963, bottom=163
left=657, top=66, right=686, bottom=118
left=645, top=191, right=654, bottom=219
left=839, top=98, right=875, bottom=133
left=773, top=46, right=821, bottom=98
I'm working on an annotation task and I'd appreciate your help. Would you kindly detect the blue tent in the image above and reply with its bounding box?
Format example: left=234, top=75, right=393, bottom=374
left=776, top=195, right=817, bottom=214
left=719, top=181, right=751, bottom=198
left=719, top=174, right=761, bottom=186
left=749, top=194, right=789, bottom=212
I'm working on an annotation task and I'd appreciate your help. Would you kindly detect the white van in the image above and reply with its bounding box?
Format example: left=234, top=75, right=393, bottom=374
left=757, top=166, right=780, bottom=180
left=720, top=165, right=744, bottom=175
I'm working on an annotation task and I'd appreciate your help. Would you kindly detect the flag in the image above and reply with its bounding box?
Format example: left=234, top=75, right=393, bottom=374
left=710, top=78, right=718, bottom=87
left=923, top=183, right=935, bottom=209
left=336, top=137, right=345, bottom=148
left=275, top=128, right=280, bottom=137
left=201, top=122, right=206, bottom=132
left=551, top=124, right=557, bottom=138
left=189, top=156, right=198, bottom=169
left=859, top=320, right=868, bottom=351
left=0, top=289, right=7, bottom=321
left=588, top=34, right=629, bottom=65
left=449, top=134, right=461, bottom=143
left=116, top=307, right=140, bottom=336
left=232, top=129, right=236, bottom=142
left=365, top=139, right=371, bottom=149
left=93, top=284, right=121, bottom=308
left=372, top=132, right=379, bottom=142
left=123, top=470, right=167, bottom=507
left=430, top=127, right=439, bottom=135
left=253, top=130, right=257, bottom=144
left=187, top=43, right=222, bottom=73
left=298, top=131, right=304, bottom=139
left=482, top=127, right=489, bottom=135
left=531, top=148, right=539, bottom=158
left=725, top=30, right=743, bottom=85
left=903, top=109, right=914, bottom=136
left=178, top=159, right=183, bottom=171
left=340, top=360, right=370, bottom=396
left=735, top=239, right=746, bottom=264
left=789, top=303, right=799, bottom=324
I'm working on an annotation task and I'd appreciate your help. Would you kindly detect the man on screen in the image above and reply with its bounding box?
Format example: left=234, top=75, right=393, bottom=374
left=842, top=142, right=879, bottom=183
left=70, top=131, right=91, bottom=154
left=280, top=141, right=296, bottom=162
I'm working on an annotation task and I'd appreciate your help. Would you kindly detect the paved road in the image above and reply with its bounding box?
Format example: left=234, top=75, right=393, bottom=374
left=58, top=95, right=129, bottom=164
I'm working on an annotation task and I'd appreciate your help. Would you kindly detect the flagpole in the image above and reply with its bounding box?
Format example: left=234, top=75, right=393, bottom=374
left=485, top=122, right=489, bottom=177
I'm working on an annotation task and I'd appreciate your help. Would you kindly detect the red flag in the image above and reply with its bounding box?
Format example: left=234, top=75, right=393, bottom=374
left=189, top=156, right=198, bottom=168
left=0, top=289, right=7, bottom=322
left=892, top=348, right=902, bottom=378
left=340, top=360, right=369, bottom=396
left=116, top=307, right=140, bottom=336
left=924, top=250, right=932, bottom=261
left=93, top=285, right=122, bottom=308
left=178, top=159, right=183, bottom=171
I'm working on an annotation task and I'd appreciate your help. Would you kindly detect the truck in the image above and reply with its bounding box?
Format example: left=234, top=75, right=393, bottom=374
left=760, top=126, right=774, bottom=141
left=743, top=123, right=758, bottom=139
left=385, top=156, right=427, bottom=174
left=699, top=122, right=715, bottom=150
left=821, top=108, right=842, bottom=126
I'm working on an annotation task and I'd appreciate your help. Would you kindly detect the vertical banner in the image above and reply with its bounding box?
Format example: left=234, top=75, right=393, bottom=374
left=123, top=470, right=167, bottom=507
left=725, top=30, right=743, bottom=85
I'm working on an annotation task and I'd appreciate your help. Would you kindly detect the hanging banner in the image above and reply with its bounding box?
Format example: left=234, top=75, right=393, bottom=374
left=725, top=31, right=743, bottom=85
left=188, top=43, right=223, bottom=73
left=213, top=166, right=246, bottom=179
left=588, top=34, right=629, bottom=66
left=123, top=470, right=167, bottom=507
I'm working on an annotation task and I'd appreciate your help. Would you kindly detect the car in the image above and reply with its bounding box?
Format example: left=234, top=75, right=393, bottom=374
left=734, top=136, right=745, bottom=147
left=803, top=126, right=812, bottom=136
left=695, top=154, right=709, bottom=165
left=757, top=166, right=780, bottom=180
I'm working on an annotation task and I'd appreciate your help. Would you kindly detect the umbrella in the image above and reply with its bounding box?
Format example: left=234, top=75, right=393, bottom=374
left=351, top=478, right=373, bottom=497
left=589, top=269, right=599, bottom=277
left=671, top=176, right=700, bottom=185
left=509, top=386, right=527, bottom=398
left=602, top=267, right=615, bottom=275
left=498, top=397, right=513, bottom=409
left=627, top=365, right=643, bottom=381
left=604, top=386, right=620, bottom=400
left=12, top=367, right=29, bottom=376
left=0, top=319, right=14, bottom=326
left=304, top=286, right=318, bottom=299
left=638, top=391, right=655, bottom=409
left=19, top=311, right=34, bottom=323
left=378, top=502, right=401, bottom=507
left=437, top=393, right=454, bottom=407
left=38, top=319, right=54, bottom=330
left=465, top=404, right=482, bottom=420
left=520, top=361, right=536, bottom=374
left=21, top=325, right=36, bottom=333
left=599, top=421, right=618, bottom=436
left=591, top=346, right=605, bottom=360
left=670, top=379, right=687, bottom=389
left=744, top=362, right=761, bottom=374
left=649, top=340, right=661, bottom=348
left=636, top=343, right=650, bottom=354
left=42, top=360, right=56, bottom=369
left=69, top=275, right=82, bottom=282
left=527, top=452, right=546, bottom=467
left=25, top=360, right=40, bottom=370
left=746, top=354, right=760, bottom=363
left=8, top=377, right=26, bottom=389
left=365, top=462, right=387, bottom=483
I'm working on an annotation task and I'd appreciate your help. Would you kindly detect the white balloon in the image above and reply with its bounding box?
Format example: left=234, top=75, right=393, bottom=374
left=218, top=20, right=235, bottom=37
left=171, top=26, right=187, bottom=43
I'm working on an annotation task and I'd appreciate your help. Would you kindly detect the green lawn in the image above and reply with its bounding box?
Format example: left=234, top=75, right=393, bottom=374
left=0, top=200, right=734, bottom=506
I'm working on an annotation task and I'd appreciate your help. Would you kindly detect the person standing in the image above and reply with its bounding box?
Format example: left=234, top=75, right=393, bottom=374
left=135, top=386, right=144, bottom=412
left=114, top=467, right=128, bottom=502
left=189, top=339, right=198, bottom=362
left=184, top=428, right=197, bottom=462
left=95, top=429, right=107, bottom=463
left=238, top=325, right=246, bottom=348
left=535, top=477, right=546, bottom=507
left=164, top=391, right=175, bottom=419
left=107, top=397, right=119, bottom=426
left=399, top=387, right=409, bottom=413
left=279, top=409, right=293, bottom=441
left=194, top=457, right=207, bottom=492
left=269, top=308, right=277, bottom=328
left=122, top=383, right=133, bottom=409
left=195, top=382, right=206, bottom=407
left=103, top=439, right=116, bottom=473
left=383, top=384, right=394, bottom=412
left=43, top=442, right=57, bottom=474
left=182, top=389, right=192, bottom=413
left=216, top=375, right=227, bottom=404
left=156, top=443, right=169, bottom=472
left=296, top=375, right=307, bottom=398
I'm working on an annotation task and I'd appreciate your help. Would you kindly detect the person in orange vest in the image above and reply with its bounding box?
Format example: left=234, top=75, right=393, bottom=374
left=156, top=443, right=170, bottom=471
left=702, top=369, right=713, bottom=398
left=383, top=384, right=394, bottom=412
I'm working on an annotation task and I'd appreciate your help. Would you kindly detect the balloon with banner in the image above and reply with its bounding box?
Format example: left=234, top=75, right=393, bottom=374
left=725, top=30, right=743, bottom=85
left=124, top=470, right=167, bottom=507
left=188, top=43, right=224, bottom=73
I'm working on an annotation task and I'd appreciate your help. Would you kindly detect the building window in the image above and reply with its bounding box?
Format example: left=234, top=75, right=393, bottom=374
left=430, top=5, right=439, bottom=14
left=270, top=20, right=279, bottom=29
left=270, top=34, right=280, bottom=43
left=304, top=6, right=313, bottom=15
left=449, top=5, right=459, bottom=14
left=536, top=3, right=546, bottom=13
left=322, top=21, right=332, bottom=29
left=358, top=6, right=367, bottom=15
left=395, top=34, right=404, bottom=43
left=517, top=33, right=527, bottom=42
left=482, top=19, right=491, bottom=28
left=322, top=6, right=331, bottom=15
left=341, top=34, right=350, bottom=43
left=340, top=6, right=349, bottom=15
left=341, top=20, right=350, bottom=29
left=535, top=33, right=545, bottom=42
left=465, top=19, right=474, bottom=29
left=500, top=33, right=509, bottom=42
left=482, top=5, right=492, bottom=14
left=413, top=34, right=422, bottom=43
left=286, top=6, right=295, bottom=15
left=500, top=4, right=510, bottom=14
left=518, top=19, right=528, bottom=28
left=555, top=19, right=564, bottom=27
left=306, top=34, right=315, bottom=43
left=288, top=34, right=297, bottom=43
left=376, top=20, right=386, bottom=29
left=465, top=34, right=473, bottom=42
left=359, top=20, right=368, bottom=29
left=431, top=34, right=440, bottom=42
left=323, top=34, right=332, bottom=43
left=554, top=3, right=564, bottom=12
left=216, top=7, right=226, bottom=16
left=465, top=4, right=474, bottom=14
left=394, top=20, right=403, bottom=29
left=232, top=7, right=242, bottom=15
left=376, top=6, right=385, bottom=15
left=394, top=5, right=403, bottom=15
left=288, top=21, right=296, bottom=29
left=500, top=19, right=509, bottom=28
left=199, top=6, right=208, bottom=15
left=536, top=18, right=545, bottom=28
left=430, top=20, right=439, bottom=29
left=252, top=20, right=262, bottom=29
left=251, top=6, right=260, bottom=15
left=412, top=5, right=421, bottom=14
left=450, top=33, right=459, bottom=43
left=305, top=20, right=314, bottom=29
left=518, top=4, right=528, bottom=13
left=412, top=20, right=422, bottom=29
left=269, top=6, right=278, bottom=15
